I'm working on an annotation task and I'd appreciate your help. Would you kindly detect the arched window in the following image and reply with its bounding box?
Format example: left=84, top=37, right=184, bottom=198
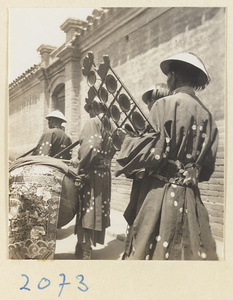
left=51, top=83, right=65, bottom=114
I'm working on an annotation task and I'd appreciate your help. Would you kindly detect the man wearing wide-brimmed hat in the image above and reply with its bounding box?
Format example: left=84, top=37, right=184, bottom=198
left=32, top=110, right=72, bottom=159
left=142, top=83, right=170, bottom=111
left=116, top=52, right=219, bottom=260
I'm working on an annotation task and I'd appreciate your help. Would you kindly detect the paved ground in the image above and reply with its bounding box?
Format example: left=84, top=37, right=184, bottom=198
left=54, top=209, right=224, bottom=260
left=54, top=210, right=127, bottom=260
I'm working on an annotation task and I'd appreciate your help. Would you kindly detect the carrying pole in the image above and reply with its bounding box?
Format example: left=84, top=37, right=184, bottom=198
left=53, top=140, right=80, bottom=158
left=17, top=147, right=36, bottom=159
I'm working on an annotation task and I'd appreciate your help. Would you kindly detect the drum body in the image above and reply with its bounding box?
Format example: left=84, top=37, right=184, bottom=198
left=9, top=161, right=78, bottom=259
left=57, top=174, right=78, bottom=228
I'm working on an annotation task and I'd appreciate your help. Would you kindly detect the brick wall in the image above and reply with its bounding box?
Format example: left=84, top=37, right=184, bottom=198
left=77, top=7, right=225, bottom=240
left=9, top=81, right=43, bottom=159
left=77, top=8, right=225, bottom=118
left=199, top=119, right=224, bottom=240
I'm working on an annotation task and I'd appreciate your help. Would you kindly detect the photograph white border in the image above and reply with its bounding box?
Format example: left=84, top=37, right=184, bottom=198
left=1, top=1, right=232, bottom=299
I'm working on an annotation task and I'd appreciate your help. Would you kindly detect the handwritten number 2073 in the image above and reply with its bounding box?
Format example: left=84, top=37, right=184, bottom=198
left=20, top=274, right=89, bottom=296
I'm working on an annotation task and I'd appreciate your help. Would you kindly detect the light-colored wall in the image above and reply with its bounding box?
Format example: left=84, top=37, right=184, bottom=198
left=76, top=7, right=225, bottom=240
left=9, top=81, right=42, bottom=159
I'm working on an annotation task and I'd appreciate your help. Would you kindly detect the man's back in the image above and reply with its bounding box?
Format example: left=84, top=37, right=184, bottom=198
left=33, top=127, right=72, bottom=159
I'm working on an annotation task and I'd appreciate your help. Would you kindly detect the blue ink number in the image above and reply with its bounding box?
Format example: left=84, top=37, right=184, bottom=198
left=38, top=277, right=51, bottom=290
left=76, top=275, right=89, bottom=292
left=20, top=274, right=89, bottom=295
left=20, top=274, right=31, bottom=291
left=58, top=273, right=70, bottom=297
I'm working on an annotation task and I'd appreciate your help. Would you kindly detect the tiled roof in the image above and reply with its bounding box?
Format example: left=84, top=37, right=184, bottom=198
left=9, top=8, right=110, bottom=90
left=70, top=8, right=110, bottom=44
left=9, top=64, right=41, bottom=90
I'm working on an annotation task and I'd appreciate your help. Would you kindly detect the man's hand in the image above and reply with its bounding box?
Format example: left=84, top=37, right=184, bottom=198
left=69, top=159, right=79, bottom=168
left=116, top=128, right=127, bottom=142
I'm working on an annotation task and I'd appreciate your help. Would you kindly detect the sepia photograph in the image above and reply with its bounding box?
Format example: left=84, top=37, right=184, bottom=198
left=1, top=2, right=232, bottom=299
left=8, top=6, right=225, bottom=261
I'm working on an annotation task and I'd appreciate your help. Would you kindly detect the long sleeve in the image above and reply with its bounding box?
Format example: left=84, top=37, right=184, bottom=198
left=198, top=123, right=219, bottom=181
left=78, top=118, right=102, bottom=171
left=115, top=89, right=219, bottom=183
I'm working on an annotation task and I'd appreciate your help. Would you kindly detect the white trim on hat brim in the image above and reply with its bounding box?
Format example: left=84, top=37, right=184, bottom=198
left=160, top=52, right=210, bottom=87
left=45, top=110, right=67, bottom=122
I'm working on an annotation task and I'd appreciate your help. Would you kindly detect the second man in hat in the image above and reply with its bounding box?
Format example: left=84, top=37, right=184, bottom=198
left=32, top=110, right=72, bottom=159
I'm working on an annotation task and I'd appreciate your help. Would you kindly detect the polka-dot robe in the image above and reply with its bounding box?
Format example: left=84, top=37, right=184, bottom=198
left=33, top=128, right=72, bottom=159
left=77, top=117, right=116, bottom=245
left=116, top=86, right=219, bottom=260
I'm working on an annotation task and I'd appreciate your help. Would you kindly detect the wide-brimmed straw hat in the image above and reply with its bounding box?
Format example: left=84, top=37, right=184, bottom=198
left=160, top=52, right=210, bottom=88
left=142, top=83, right=169, bottom=104
left=142, top=86, right=155, bottom=104
left=45, top=110, right=67, bottom=122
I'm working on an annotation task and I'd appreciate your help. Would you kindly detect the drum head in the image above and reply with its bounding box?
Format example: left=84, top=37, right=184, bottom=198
left=92, top=99, right=100, bottom=115
left=112, top=131, right=123, bottom=151
left=99, top=86, right=108, bottom=103
left=118, top=94, right=131, bottom=112
left=105, top=74, right=117, bottom=94
left=124, top=123, right=135, bottom=134
left=87, top=87, right=96, bottom=102
left=87, top=70, right=96, bottom=86
left=110, top=105, right=121, bottom=123
left=131, top=112, right=146, bottom=131
left=102, top=117, right=111, bottom=132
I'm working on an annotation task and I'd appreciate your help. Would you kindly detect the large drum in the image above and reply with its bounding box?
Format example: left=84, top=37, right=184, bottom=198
left=8, top=156, right=78, bottom=260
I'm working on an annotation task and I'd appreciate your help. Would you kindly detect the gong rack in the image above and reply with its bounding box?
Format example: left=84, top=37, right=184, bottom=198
left=82, top=52, right=155, bottom=150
